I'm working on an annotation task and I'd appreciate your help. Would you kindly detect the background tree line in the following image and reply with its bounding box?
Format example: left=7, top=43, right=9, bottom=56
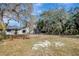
left=36, top=7, right=79, bottom=35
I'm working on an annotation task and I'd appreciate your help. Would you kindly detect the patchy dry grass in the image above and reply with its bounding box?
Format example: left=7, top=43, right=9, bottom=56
left=0, top=34, right=79, bottom=56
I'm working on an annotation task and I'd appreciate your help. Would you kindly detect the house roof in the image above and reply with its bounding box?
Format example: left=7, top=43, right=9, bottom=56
left=0, top=22, right=27, bottom=30
left=6, top=25, right=27, bottom=30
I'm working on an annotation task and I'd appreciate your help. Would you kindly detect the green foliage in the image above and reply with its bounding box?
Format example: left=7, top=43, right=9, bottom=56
left=37, top=20, right=44, bottom=31
left=37, top=8, right=79, bottom=35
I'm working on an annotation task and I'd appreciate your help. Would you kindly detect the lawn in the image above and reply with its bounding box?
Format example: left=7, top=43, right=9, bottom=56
left=0, top=34, right=79, bottom=56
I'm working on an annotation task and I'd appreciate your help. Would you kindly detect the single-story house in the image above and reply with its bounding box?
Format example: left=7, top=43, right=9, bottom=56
left=0, top=23, right=30, bottom=35
left=0, top=22, right=37, bottom=35
left=5, top=26, right=30, bottom=35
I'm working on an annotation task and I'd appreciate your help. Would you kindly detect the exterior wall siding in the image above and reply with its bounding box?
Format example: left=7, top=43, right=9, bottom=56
left=5, top=27, right=30, bottom=35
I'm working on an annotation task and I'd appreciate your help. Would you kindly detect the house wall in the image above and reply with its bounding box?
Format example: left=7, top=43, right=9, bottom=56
left=5, top=30, right=15, bottom=35
left=5, top=27, right=35, bottom=35
left=17, top=27, right=30, bottom=35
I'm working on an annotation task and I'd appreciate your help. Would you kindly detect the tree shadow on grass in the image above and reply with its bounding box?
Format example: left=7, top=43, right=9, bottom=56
left=59, top=35, right=79, bottom=39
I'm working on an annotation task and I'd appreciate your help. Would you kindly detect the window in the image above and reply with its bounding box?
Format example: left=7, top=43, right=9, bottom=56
left=7, top=29, right=11, bottom=32
left=22, top=30, right=26, bottom=33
